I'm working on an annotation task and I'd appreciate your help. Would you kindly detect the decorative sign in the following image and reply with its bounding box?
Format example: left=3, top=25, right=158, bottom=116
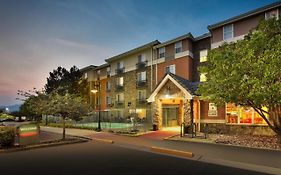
left=17, top=124, right=39, bottom=145
left=208, top=103, right=218, bottom=116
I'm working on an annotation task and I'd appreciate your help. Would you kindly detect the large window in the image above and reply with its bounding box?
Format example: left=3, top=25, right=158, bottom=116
left=166, top=64, right=176, bottom=74
left=175, top=41, right=182, bottom=53
left=226, top=103, right=267, bottom=125
left=223, top=24, right=233, bottom=40
left=159, top=47, right=165, bottom=58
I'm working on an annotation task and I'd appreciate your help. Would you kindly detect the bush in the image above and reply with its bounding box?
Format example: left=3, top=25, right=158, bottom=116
left=0, top=126, right=15, bottom=147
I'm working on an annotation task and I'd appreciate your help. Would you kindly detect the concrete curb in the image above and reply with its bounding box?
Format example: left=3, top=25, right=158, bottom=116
left=151, top=146, right=193, bottom=158
left=0, top=139, right=88, bottom=154
left=166, top=135, right=281, bottom=152
left=92, top=138, right=114, bottom=144
left=162, top=134, right=181, bottom=140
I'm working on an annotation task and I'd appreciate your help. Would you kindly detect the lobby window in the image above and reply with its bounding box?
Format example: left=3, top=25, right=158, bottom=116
left=159, top=47, right=165, bottom=58
left=175, top=41, right=182, bottom=53
left=200, top=73, right=207, bottom=82
left=226, top=103, right=268, bottom=125
left=137, top=71, right=146, bottom=82
left=166, top=64, right=175, bottom=74
left=265, top=9, right=279, bottom=20
left=223, top=24, right=233, bottom=40
left=199, top=50, right=208, bottom=62
left=116, top=77, right=124, bottom=86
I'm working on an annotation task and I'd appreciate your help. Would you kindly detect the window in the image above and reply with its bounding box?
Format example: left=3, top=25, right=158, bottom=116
left=175, top=41, right=182, bottom=53
left=199, top=50, right=208, bottom=62
left=97, top=70, right=101, bottom=75
left=159, top=47, right=165, bottom=58
left=138, top=54, right=146, bottom=63
left=226, top=103, right=268, bottom=125
left=106, top=81, right=111, bottom=91
left=223, top=24, right=233, bottom=40
left=137, top=90, right=146, bottom=100
left=106, top=67, right=111, bottom=76
left=117, top=61, right=124, bottom=69
left=137, top=71, right=146, bottom=82
left=116, top=77, right=123, bottom=86
left=200, top=73, right=207, bottom=82
left=84, top=73, right=88, bottom=79
left=166, top=65, right=175, bottom=74
left=106, top=96, right=111, bottom=106
left=265, top=9, right=279, bottom=20
left=116, top=93, right=124, bottom=102
left=208, top=103, right=217, bottom=116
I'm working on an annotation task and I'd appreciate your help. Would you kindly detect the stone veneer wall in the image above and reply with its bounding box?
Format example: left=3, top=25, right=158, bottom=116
left=109, top=67, right=153, bottom=120
left=200, top=123, right=275, bottom=136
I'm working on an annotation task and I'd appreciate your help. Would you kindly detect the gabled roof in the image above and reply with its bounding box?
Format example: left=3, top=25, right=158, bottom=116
left=105, top=40, right=160, bottom=62
left=194, top=33, right=211, bottom=41
left=147, top=73, right=199, bottom=102
left=153, top=33, right=194, bottom=49
left=208, top=1, right=281, bottom=30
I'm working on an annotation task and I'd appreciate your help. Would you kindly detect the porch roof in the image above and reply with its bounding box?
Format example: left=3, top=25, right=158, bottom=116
left=147, top=73, right=200, bottom=102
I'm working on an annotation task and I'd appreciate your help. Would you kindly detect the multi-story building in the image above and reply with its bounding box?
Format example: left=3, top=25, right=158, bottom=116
left=81, top=1, right=281, bottom=134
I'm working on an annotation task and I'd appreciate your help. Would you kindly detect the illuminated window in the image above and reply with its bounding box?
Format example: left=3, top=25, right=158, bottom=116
left=136, top=109, right=146, bottom=119
left=226, top=103, right=238, bottom=123
left=239, top=107, right=253, bottom=124
left=200, top=73, right=207, bottom=82
left=223, top=24, right=233, bottom=40
left=200, top=50, right=208, bottom=62
left=254, top=106, right=268, bottom=124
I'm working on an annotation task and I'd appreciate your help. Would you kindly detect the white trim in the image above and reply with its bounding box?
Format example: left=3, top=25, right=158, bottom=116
left=175, top=50, right=193, bottom=59
left=211, top=34, right=245, bottom=49
left=147, top=74, right=193, bottom=102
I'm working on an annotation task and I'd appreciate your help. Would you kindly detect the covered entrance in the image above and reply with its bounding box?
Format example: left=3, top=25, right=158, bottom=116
left=147, top=73, right=200, bottom=130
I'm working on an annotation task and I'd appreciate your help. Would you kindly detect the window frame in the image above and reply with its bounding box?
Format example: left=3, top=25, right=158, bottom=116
left=223, top=24, right=234, bottom=40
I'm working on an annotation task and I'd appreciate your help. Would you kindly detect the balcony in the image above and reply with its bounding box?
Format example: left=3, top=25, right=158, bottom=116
left=136, top=99, right=147, bottom=106
left=136, top=61, right=147, bottom=70
left=115, top=67, right=125, bottom=75
left=115, top=101, right=125, bottom=108
left=116, top=84, right=124, bottom=91
left=136, top=80, right=147, bottom=88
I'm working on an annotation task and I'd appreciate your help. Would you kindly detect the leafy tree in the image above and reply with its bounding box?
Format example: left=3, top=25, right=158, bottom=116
left=198, top=18, right=281, bottom=142
left=45, top=66, right=88, bottom=98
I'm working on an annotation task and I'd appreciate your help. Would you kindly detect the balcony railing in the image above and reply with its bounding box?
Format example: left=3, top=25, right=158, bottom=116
left=136, top=98, right=147, bottom=105
left=115, top=101, right=125, bottom=108
left=115, top=67, right=125, bottom=75
left=116, top=84, right=124, bottom=91
left=136, top=61, right=147, bottom=69
left=136, top=80, right=147, bottom=87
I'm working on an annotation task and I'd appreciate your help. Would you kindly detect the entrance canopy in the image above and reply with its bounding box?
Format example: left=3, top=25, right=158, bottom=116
left=147, top=73, right=199, bottom=102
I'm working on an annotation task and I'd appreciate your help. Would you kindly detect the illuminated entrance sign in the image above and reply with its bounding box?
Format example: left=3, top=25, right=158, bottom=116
left=17, top=124, right=40, bottom=145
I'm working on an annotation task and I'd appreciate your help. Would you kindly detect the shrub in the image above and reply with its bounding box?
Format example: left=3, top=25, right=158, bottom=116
left=0, top=126, right=15, bottom=147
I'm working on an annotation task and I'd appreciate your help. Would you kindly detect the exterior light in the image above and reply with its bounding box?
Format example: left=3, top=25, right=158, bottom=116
left=91, top=89, right=98, bottom=93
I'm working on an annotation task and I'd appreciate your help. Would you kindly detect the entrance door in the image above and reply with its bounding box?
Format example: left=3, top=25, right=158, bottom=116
left=162, top=107, right=179, bottom=127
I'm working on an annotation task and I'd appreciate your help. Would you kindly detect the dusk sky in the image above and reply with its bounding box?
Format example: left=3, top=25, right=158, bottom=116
left=0, top=0, right=277, bottom=106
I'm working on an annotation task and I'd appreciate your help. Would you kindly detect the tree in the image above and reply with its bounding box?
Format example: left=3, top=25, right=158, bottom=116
left=41, top=92, right=90, bottom=139
left=45, top=66, right=88, bottom=98
left=198, top=18, right=281, bottom=142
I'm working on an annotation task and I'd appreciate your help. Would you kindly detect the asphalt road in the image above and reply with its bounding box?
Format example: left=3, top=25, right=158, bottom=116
left=0, top=141, right=270, bottom=175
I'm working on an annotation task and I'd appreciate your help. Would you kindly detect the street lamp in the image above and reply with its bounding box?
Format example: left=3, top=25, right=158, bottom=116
left=91, top=82, right=101, bottom=131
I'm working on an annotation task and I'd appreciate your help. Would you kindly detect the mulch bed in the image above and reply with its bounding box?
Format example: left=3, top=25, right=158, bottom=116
left=210, top=134, right=281, bottom=150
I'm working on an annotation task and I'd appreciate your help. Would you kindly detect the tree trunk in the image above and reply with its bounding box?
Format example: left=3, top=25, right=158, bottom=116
left=62, top=116, right=66, bottom=140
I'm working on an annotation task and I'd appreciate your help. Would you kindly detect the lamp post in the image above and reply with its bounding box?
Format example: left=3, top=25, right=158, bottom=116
left=91, top=81, right=101, bottom=131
